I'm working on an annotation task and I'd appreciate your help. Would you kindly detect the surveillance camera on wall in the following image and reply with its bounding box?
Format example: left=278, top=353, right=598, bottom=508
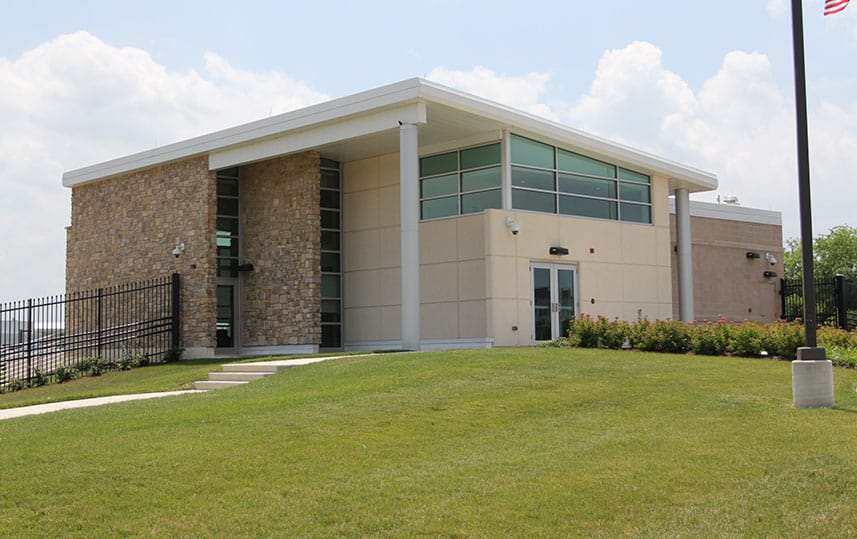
left=172, top=242, right=186, bottom=258
left=504, top=217, right=520, bottom=235
left=765, top=252, right=777, bottom=266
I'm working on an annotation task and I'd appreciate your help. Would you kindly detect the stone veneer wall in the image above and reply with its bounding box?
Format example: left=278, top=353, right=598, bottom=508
left=65, top=155, right=217, bottom=349
left=240, top=152, right=321, bottom=346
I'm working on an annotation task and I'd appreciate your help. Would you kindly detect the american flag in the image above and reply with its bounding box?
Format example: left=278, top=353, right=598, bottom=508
left=825, top=0, right=850, bottom=15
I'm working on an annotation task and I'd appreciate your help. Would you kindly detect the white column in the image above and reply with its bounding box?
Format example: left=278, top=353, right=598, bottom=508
left=675, top=188, right=694, bottom=322
left=400, top=123, right=420, bottom=350
left=501, top=129, right=512, bottom=210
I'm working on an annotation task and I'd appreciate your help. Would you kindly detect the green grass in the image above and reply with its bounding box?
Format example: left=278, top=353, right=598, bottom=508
left=1, top=348, right=857, bottom=537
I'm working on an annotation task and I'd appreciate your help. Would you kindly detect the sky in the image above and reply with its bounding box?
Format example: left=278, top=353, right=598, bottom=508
left=0, top=0, right=855, bottom=301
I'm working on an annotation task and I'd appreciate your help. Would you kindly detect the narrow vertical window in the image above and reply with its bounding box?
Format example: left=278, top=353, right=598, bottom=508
left=320, top=158, right=342, bottom=348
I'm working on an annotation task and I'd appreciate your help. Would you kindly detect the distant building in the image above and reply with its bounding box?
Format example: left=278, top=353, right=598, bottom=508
left=62, top=78, right=780, bottom=358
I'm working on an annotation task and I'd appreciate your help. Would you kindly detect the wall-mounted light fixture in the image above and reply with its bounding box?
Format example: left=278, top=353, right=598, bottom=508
left=763, top=270, right=777, bottom=278
left=172, top=242, right=186, bottom=258
left=746, top=251, right=761, bottom=259
left=237, top=263, right=255, bottom=272
left=504, top=217, right=520, bottom=236
left=549, top=246, right=569, bottom=256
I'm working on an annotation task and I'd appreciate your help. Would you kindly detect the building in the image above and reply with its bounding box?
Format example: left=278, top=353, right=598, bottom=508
left=64, top=78, right=746, bottom=358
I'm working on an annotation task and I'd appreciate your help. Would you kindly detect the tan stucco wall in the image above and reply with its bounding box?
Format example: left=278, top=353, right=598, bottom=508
left=670, top=213, right=783, bottom=322
left=240, top=152, right=321, bottom=346
left=66, top=156, right=217, bottom=350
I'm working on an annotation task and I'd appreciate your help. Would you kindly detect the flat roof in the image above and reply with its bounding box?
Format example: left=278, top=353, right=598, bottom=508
left=668, top=199, right=782, bottom=226
left=63, top=78, right=718, bottom=193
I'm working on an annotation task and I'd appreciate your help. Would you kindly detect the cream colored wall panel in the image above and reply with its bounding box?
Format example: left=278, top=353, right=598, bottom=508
left=579, top=262, right=624, bottom=302
left=457, top=214, right=485, bottom=261
left=559, top=218, right=624, bottom=263
left=378, top=226, right=401, bottom=268
left=622, top=265, right=660, bottom=303
left=343, top=189, right=379, bottom=232
left=620, top=226, right=658, bottom=266
left=344, top=307, right=380, bottom=341
left=658, top=266, right=673, bottom=305
left=657, top=303, right=675, bottom=320
left=379, top=305, right=401, bottom=340
left=420, top=262, right=459, bottom=303
left=517, top=299, right=534, bottom=343
left=421, top=302, right=459, bottom=339
left=655, top=226, right=672, bottom=267
left=513, top=212, right=560, bottom=259
left=420, top=219, right=458, bottom=264
left=378, top=152, right=400, bottom=187
left=487, top=299, right=518, bottom=346
left=458, top=300, right=487, bottom=338
left=343, top=157, right=379, bottom=193
left=343, top=230, right=379, bottom=272
left=484, top=210, right=516, bottom=256
left=651, top=176, right=669, bottom=227
left=486, top=255, right=518, bottom=300
left=378, top=185, right=400, bottom=227
left=343, top=269, right=380, bottom=307
left=624, top=303, right=662, bottom=321
left=580, top=301, right=624, bottom=321
left=378, top=268, right=401, bottom=306
left=458, top=259, right=486, bottom=301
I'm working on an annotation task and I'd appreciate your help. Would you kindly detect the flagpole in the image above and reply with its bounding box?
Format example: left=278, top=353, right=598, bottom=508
left=790, top=0, right=834, bottom=408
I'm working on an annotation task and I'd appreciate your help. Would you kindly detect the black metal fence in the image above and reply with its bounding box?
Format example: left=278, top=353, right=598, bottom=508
left=0, top=274, right=180, bottom=389
left=781, top=274, right=857, bottom=330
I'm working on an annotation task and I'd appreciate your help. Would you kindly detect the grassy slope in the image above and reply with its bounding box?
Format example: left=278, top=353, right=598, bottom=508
left=1, top=348, right=856, bottom=537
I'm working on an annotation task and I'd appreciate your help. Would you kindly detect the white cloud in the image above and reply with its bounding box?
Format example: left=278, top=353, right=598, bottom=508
left=766, top=0, right=787, bottom=16
left=0, top=31, right=328, bottom=300
left=568, top=41, right=857, bottom=240
left=425, top=66, right=559, bottom=121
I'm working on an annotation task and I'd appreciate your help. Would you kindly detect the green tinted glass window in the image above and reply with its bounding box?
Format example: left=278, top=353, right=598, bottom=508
left=217, top=177, right=239, bottom=197
left=618, top=168, right=650, bottom=184
left=620, top=202, right=652, bottom=224
left=320, top=158, right=340, bottom=170
left=512, top=189, right=556, bottom=213
left=320, top=189, right=340, bottom=209
left=421, top=196, right=458, bottom=220
left=420, top=152, right=458, bottom=177
left=216, top=236, right=239, bottom=257
left=460, top=143, right=501, bottom=169
left=421, top=174, right=458, bottom=198
left=216, top=217, right=239, bottom=237
left=619, top=182, right=651, bottom=203
left=217, top=197, right=239, bottom=216
left=461, top=189, right=502, bottom=214
left=559, top=195, right=618, bottom=220
left=512, top=166, right=555, bottom=191
left=321, top=230, right=340, bottom=251
left=321, top=252, right=340, bottom=273
left=321, top=299, right=341, bottom=322
left=558, top=173, right=616, bottom=198
left=557, top=149, right=616, bottom=178
left=321, top=169, right=340, bottom=189
left=321, top=274, right=341, bottom=298
left=217, top=258, right=239, bottom=278
left=321, top=325, right=341, bottom=348
left=461, top=167, right=501, bottom=192
left=511, top=135, right=554, bottom=168
left=321, top=210, right=340, bottom=229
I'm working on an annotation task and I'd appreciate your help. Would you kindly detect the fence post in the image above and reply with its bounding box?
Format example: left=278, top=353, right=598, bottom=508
left=171, top=273, right=181, bottom=350
left=26, top=299, right=33, bottom=383
left=834, top=274, right=847, bottom=330
left=96, top=288, right=103, bottom=358
left=780, top=278, right=786, bottom=320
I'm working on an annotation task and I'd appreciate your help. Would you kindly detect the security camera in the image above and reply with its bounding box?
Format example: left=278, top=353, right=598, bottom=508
left=504, top=217, right=520, bottom=236
left=172, top=242, right=186, bottom=258
left=765, top=252, right=777, bottom=266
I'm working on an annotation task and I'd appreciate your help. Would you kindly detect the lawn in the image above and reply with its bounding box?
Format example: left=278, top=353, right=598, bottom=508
left=1, top=348, right=856, bottom=537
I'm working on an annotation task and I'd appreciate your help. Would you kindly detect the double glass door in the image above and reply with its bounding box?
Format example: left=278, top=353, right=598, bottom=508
left=532, top=263, right=577, bottom=341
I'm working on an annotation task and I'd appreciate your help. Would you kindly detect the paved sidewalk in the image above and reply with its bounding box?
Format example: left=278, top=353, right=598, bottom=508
left=0, top=390, right=206, bottom=421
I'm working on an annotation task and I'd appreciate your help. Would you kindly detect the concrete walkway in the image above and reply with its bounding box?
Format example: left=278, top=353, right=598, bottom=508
left=0, top=353, right=378, bottom=421
left=0, top=390, right=207, bottom=421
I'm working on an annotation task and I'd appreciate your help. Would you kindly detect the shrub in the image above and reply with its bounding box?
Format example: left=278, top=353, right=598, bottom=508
left=30, top=369, right=49, bottom=388
left=541, top=337, right=570, bottom=348
left=54, top=364, right=80, bottom=383
left=5, top=379, right=26, bottom=392
left=81, top=357, right=110, bottom=377
left=817, top=326, right=851, bottom=349
left=596, top=317, right=630, bottom=350
left=634, top=319, right=693, bottom=353
left=692, top=319, right=732, bottom=356
left=829, top=346, right=857, bottom=368
left=727, top=322, right=771, bottom=357
left=767, top=321, right=805, bottom=360
left=161, top=348, right=183, bottom=363
left=567, top=315, right=599, bottom=348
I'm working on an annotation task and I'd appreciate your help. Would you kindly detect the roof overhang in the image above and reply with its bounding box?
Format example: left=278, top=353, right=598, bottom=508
left=62, top=77, right=717, bottom=193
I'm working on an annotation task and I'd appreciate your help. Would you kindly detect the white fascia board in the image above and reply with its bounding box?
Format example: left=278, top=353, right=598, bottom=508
left=63, top=78, right=426, bottom=187
left=209, top=101, right=426, bottom=170
left=417, top=79, right=718, bottom=192
left=668, top=199, right=782, bottom=226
